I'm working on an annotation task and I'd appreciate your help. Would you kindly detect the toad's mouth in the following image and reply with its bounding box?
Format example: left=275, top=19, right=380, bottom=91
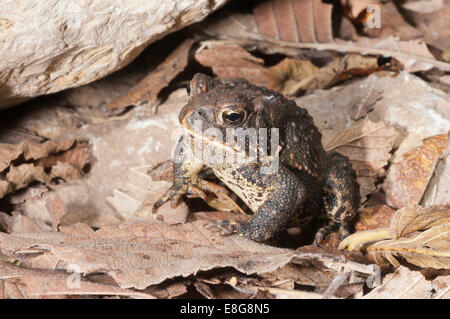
left=180, top=107, right=242, bottom=153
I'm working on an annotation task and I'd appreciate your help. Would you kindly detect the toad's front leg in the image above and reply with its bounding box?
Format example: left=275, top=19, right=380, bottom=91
left=209, top=166, right=307, bottom=242
left=153, top=136, right=226, bottom=213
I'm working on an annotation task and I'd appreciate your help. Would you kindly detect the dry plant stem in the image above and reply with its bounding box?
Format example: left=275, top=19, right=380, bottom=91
left=339, top=227, right=392, bottom=250
left=322, top=272, right=351, bottom=299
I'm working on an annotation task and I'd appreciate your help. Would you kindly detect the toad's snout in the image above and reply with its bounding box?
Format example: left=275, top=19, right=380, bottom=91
left=179, top=104, right=215, bottom=130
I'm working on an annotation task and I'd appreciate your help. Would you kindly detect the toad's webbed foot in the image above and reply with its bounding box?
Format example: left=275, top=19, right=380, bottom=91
left=206, top=220, right=241, bottom=236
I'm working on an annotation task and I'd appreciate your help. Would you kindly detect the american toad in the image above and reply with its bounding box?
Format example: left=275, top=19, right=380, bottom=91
left=154, top=73, right=360, bottom=244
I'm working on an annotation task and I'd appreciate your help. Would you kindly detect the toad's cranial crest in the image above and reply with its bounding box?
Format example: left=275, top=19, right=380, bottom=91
left=154, top=73, right=360, bottom=244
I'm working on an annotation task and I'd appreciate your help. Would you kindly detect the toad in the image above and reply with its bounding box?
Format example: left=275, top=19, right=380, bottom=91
left=153, top=74, right=360, bottom=244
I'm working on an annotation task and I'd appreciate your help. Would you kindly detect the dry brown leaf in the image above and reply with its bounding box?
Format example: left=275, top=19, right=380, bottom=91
left=38, top=141, right=90, bottom=173
left=390, top=205, right=450, bottom=239
left=195, top=45, right=270, bottom=87
left=335, top=36, right=441, bottom=73
left=323, top=120, right=397, bottom=201
left=0, top=260, right=152, bottom=299
left=106, top=38, right=194, bottom=112
left=0, top=220, right=377, bottom=291
left=254, top=0, right=333, bottom=43
left=384, top=134, right=448, bottom=209
left=363, top=266, right=450, bottom=299
left=0, top=220, right=299, bottom=289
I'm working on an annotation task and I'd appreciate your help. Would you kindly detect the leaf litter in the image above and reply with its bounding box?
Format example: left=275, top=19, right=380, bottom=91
left=0, top=0, right=449, bottom=299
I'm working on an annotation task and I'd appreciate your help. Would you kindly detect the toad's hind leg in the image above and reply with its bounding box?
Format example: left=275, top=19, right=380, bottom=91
left=315, top=152, right=360, bottom=244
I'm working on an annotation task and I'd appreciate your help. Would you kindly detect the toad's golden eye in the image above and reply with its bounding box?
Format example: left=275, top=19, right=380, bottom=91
left=221, top=108, right=247, bottom=125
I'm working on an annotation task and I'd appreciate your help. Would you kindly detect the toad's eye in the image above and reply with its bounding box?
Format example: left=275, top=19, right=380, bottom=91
left=221, top=108, right=247, bottom=125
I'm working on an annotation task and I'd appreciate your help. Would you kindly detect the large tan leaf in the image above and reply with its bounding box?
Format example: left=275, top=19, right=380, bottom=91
left=0, top=221, right=297, bottom=289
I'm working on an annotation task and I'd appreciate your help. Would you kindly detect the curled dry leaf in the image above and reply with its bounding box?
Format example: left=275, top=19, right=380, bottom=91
left=384, top=134, right=448, bottom=209
left=390, top=205, right=450, bottom=239
left=340, top=205, right=450, bottom=270
left=323, top=120, right=397, bottom=201
left=106, top=38, right=195, bottom=112
left=281, top=54, right=383, bottom=95
left=267, top=58, right=318, bottom=94
left=254, top=0, right=333, bottom=43
left=0, top=139, right=90, bottom=199
left=368, top=223, right=450, bottom=269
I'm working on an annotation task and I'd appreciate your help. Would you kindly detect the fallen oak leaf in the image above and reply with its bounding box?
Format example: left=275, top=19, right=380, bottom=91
left=106, top=38, right=195, bottom=113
